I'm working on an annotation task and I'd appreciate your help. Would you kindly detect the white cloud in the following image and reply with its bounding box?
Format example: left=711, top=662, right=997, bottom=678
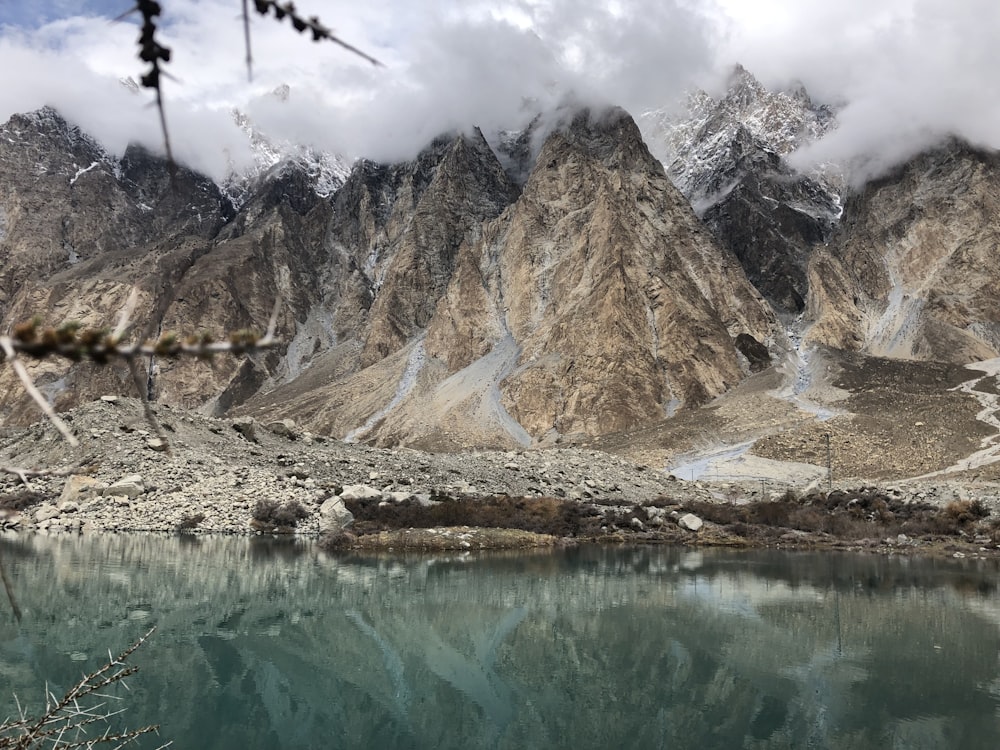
left=1, top=0, right=998, bottom=183
left=717, top=0, right=1000, bottom=183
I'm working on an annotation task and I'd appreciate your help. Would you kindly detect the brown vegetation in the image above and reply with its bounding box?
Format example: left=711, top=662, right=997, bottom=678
left=343, top=494, right=605, bottom=538
left=250, top=498, right=309, bottom=532
left=677, top=489, right=996, bottom=544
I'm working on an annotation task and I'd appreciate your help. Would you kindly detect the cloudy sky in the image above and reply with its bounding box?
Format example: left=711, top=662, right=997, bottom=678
left=0, top=0, right=997, bottom=182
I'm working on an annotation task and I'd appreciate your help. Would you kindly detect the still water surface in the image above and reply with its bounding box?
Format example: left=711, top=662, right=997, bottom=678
left=1, top=534, right=1000, bottom=749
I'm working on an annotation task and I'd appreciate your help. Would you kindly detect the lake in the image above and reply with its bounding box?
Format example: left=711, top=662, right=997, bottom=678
left=1, top=533, right=999, bottom=749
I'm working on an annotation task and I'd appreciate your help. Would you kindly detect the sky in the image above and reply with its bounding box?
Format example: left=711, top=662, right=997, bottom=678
left=0, top=0, right=997, bottom=183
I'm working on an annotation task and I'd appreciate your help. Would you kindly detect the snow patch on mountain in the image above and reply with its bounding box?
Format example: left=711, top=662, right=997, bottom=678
left=222, top=91, right=351, bottom=209
left=640, top=65, right=842, bottom=209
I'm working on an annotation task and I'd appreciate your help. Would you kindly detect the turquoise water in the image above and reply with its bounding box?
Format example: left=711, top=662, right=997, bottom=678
left=1, top=534, right=999, bottom=748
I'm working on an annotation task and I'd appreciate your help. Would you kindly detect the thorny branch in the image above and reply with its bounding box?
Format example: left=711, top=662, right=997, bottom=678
left=0, top=627, right=170, bottom=749
left=0, top=294, right=281, bottom=457
left=246, top=0, right=383, bottom=75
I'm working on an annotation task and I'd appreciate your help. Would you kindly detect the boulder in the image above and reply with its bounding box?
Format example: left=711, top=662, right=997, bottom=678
left=146, top=438, right=169, bottom=452
left=319, top=497, right=354, bottom=534
left=0, top=510, right=22, bottom=529
left=34, top=504, right=61, bottom=523
left=338, top=484, right=383, bottom=501
left=265, top=419, right=298, bottom=439
left=106, top=474, right=145, bottom=498
left=678, top=513, right=704, bottom=532
left=231, top=417, right=258, bottom=443
left=645, top=507, right=667, bottom=527
left=59, top=475, right=104, bottom=506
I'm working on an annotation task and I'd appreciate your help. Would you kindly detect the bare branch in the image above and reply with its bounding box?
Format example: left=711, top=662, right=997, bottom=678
left=251, top=1, right=382, bottom=66
left=0, top=628, right=166, bottom=748
left=242, top=0, right=254, bottom=81
left=0, top=321, right=281, bottom=364
left=0, top=337, right=79, bottom=448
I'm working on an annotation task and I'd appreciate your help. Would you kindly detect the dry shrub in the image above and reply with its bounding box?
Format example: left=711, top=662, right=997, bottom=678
left=753, top=501, right=792, bottom=527
left=176, top=512, right=205, bottom=530
left=0, top=490, right=44, bottom=511
left=319, top=529, right=356, bottom=551
left=252, top=498, right=309, bottom=531
left=344, top=494, right=603, bottom=537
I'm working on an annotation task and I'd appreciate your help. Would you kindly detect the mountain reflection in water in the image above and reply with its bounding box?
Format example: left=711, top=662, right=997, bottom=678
left=1, top=534, right=999, bottom=749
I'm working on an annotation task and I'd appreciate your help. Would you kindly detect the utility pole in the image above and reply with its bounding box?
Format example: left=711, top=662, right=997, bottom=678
left=825, top=432, right=833, bottom=491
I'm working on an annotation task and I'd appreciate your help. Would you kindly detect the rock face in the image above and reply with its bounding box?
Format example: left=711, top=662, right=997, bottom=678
left=1, top=104, right=774, bottom=448
left=643, top=66, right=842, bottom=312
left=0, top=107, right=340, bottom=421
left=805, top=141, right=1000, bottom=363
left=427, top=108, right=777, bottom=440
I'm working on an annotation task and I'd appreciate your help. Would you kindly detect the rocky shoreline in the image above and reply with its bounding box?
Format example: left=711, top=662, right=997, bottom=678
left=2, top=398, right=1000, bottom=559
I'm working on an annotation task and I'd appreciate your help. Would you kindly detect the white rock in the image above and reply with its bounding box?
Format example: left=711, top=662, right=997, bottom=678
left=106, top=475, right=145, bottom=498
left=34, top=504, right=61, bottom=523
left=678, top=513, right=703, bottom=532
left=319, top=497, right=354, bottom=534
left=59, top=475, right=104, bottom=505
left=339, top=484, right=383, bottom=501
left=386, top=491, right=414, bottom=503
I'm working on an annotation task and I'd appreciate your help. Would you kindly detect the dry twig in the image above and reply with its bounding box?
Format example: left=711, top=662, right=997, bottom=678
left=0, top=627, right=170, bottom=748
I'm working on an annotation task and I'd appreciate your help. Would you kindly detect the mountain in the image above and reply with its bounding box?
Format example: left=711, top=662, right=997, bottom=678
left=642, top=65, right=842, bottom=312
left=236, top=108, right=779, bottom=448
left=0, top=107, right=329, bottom=422
left=0, top=105, right=780, bottom=449
left=805, top=140, right=1000, bottom=362
left=222, top=85, right=351, bottom=209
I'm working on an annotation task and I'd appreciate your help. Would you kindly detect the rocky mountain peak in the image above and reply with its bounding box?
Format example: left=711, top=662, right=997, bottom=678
left=223, top=88, right=350, bottom=208
left=548, top=106, right=662, bottom=173
left=638, top=68, right=842, bottom=312
left=806, top=139, right=1000, bottom=362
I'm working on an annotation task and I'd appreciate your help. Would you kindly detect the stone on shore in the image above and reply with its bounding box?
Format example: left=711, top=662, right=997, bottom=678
left=319, top=497, right=354, bottom=534
left=59, top=475, right=104, bottom=506
left=338, top=484, right=382, bottom=501
left=105, top=475, right=145, bottom=498
left=678, top=513, right=704, bottom=532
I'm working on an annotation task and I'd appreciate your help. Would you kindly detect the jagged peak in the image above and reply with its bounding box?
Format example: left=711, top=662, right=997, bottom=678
left=722, top=63, right=766, bottom=105
left=534, top=105, right=661, bottom=176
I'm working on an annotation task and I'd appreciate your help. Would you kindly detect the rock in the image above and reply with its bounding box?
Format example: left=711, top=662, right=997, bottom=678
left=678, top=513, right=704, bottom=532
left=897, top=534, right=909, bottom=544
left=231, top=417, right=258, bottom=443
left=338, top=484, right=383, bottom=501
left=59, top=475, right=104, bottom=505
left=106, top=474, right=145, bottom=498
left=0, top=510, right=22, bottom=529
left=100, top=395, right=119, bottom=403
left=57, top=500, right=79, bottom=513
left=265, top=419, right=297, bottom=438
left=319, top=497, right=354, bottom=534
left=146, top=438, right=169, bottom=452
left=645, top=507, right=667, bottom=527
left=34, top=504, right=61, bottom=523
left=385, top=491, right=414, bottom=503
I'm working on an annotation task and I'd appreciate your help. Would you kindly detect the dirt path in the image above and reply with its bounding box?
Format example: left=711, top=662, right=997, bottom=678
left=913, top=358, right=1000, bottom=479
